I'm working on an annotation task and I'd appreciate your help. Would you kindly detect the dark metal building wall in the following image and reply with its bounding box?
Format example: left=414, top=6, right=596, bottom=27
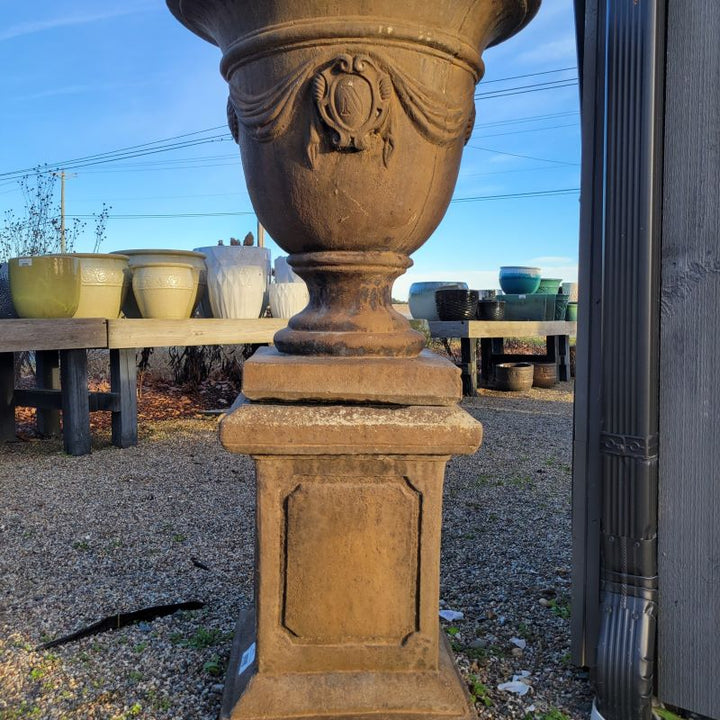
left=657, top=1, right=720, bottom=716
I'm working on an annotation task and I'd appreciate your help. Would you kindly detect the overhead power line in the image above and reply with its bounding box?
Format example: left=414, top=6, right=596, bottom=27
left=0, top=67, right=579, bottom=181
left=451, top=187, right=579, bottom=203
left=475, top=78, right=578, bottom=100
left=63, top=187, right=579, bottom=221
left=0, top=125, right=228, bottom=180
left=468, top=144, right=580, bottom=167
left=480, top=66, right=577, bottom=84
left=67, top=210, right=256, bottom=220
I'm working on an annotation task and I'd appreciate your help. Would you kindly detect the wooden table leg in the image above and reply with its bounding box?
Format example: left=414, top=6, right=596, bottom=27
left=558, top=334, right=570, bottom=381
left=546, top=335, right=571, bottom=381
left=460, top=337, right=477, bottom=396
left=111, top=348, right=137, bottom=448
left=36, top=350, right=61, bottom=437
left=59, top=349, right=91, bottom=456
left=480, top=338, right=493, bottom=387
left=0, top=352, right=15, bottom=442
left=480, top=338, right=504, bottom=387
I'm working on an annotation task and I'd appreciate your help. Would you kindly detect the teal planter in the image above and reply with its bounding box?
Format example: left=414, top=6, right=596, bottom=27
left=500, top=293, right=558, bottom=321
left=499, top=266, right=542, bottom=294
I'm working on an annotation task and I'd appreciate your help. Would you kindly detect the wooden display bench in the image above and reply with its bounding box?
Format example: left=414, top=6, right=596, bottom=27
left=0, top=318, right=286, bottom=456
left=428, top=320, right=577, bottom=395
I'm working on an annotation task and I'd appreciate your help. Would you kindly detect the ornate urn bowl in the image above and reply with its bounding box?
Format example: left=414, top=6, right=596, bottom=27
left=167, top=0, right=540, bottom=357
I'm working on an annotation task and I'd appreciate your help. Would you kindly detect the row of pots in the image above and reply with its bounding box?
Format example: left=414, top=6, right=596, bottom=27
left=0, top=247, right=309, bottom=321
left=408, top=280, right=579, bottom=322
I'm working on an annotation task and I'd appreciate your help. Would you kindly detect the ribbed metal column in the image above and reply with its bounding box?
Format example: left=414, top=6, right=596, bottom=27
left=593, top=1, right=665, bottom=718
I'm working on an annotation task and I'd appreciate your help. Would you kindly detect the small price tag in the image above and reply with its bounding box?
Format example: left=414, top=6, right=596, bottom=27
left=18, top=258, right=32, bottom=267
left=238, top=642, right=256, bottom=676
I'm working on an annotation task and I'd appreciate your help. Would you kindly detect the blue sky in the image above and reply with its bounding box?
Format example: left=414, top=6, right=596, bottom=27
left=0, top=0, right=580, bottom=300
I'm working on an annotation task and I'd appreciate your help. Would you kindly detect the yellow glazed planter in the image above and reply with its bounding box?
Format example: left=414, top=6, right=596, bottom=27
left=112, top=248, right=207, bottom=318
left=9, top=254, right=81, bottom=318
left=70, top=253, right=129, bottom=319
left=131, top=261, right=200, bottom=319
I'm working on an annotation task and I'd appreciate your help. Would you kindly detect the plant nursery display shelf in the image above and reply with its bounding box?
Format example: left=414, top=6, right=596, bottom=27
left=428, top=320, right=577, bottom=395
left=0, top=318, right=286, bottom=456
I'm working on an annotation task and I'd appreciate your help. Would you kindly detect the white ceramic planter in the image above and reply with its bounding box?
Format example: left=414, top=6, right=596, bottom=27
left=196, top=245, right=271, bottom=318
left=269, top=282, right=310, bottom=319
left=274, top=256, right=304, bottom=284
left=207, top=264, right=265, bottom=319
left=71, top=253, right=129, bottom=319
left=131, top=261, right=199, bottom=319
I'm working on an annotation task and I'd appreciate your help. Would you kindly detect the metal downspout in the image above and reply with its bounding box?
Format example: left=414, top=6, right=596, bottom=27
left=592, top=1, right=665, bottom=718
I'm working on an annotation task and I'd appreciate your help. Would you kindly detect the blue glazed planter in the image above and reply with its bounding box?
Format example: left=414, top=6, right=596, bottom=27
left=498, top=266, right=541, bottom=295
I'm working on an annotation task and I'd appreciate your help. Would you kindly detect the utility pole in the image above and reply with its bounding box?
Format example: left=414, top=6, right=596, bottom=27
left=51, top=170, right=77, bottom=253
left=59, top=171, right=66, bottom=253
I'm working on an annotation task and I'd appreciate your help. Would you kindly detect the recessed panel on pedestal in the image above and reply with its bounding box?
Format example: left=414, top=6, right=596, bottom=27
left=283, top=479, right=420, bottom=644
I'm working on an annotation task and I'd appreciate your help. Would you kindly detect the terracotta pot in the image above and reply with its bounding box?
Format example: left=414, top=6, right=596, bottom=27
left=269, top=282, right=310, bottom=319
left=494, top=362, right=534, bottom=392
left=9, top=255, right=81, bottom=318
left=168, top=0, right=540, bottom=356
left=70, top=253, right=129, bottom=319
left=113, top=249, right=207, bottom=318
left=131, top=262, right=199, bottom=319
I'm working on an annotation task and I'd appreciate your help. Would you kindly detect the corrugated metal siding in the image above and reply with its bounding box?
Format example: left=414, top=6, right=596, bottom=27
left=658, top=1, right=720, bottom=716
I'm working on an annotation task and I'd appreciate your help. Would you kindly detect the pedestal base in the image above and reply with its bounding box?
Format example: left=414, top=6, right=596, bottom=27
left=221, top=608, right=475, bottom=720
left=242, top=347, right=461, bottom=405
left=219, top=390, right=481, bottom=720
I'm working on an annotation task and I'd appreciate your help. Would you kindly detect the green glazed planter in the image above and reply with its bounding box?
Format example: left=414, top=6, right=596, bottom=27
left=537, top=277, right=562, bottom=294
left=9, top=255, right=81, bottom=318
left=566, top=301, right=578, bottom=321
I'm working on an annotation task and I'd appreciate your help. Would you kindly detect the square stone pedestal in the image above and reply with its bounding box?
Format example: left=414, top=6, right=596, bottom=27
left=218, top=396, right=482, bottom=720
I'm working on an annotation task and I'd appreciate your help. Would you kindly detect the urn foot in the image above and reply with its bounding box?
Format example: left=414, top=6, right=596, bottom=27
left=273, top=250, right=424, bottom=357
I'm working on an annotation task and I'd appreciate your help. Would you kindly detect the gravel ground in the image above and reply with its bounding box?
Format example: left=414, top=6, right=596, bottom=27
left=0, top=382, right=593, bottom=720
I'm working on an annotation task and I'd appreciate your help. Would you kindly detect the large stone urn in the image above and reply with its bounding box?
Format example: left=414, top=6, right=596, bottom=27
left=167, top=2, right=540, bottom=719
left=168, top=0, right=539, bottom=357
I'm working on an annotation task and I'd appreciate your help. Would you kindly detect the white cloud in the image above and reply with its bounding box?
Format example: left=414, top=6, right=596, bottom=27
left=516, top=36, right=578, bottom=66
left=0, top=4, right=154, bottom=42
left=528, top=256, right=575, bottom=265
